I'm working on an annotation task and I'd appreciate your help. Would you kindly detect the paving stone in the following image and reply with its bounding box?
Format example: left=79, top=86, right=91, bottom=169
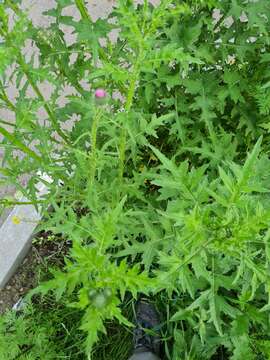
left=0, top=180, right=47, bottom=288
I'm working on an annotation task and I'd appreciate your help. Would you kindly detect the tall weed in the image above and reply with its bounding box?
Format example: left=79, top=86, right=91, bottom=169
left=1, top=0, right=270, bottom=358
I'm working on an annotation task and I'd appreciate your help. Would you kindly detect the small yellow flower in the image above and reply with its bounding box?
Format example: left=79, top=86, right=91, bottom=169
left=12, top=216, right=21, bottom=225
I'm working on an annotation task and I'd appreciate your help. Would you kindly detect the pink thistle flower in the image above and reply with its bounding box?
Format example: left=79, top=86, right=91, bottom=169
left=95, top=89, right=106, bottom=99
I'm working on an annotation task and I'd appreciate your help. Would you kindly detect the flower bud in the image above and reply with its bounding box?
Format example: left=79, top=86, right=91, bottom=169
left=95, top=89, right=106, bottom=99
left=94, top=88, right=107, bottom=105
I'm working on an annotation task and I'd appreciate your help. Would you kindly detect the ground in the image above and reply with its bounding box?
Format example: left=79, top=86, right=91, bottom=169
left=0, top=232, right=68, bottom=314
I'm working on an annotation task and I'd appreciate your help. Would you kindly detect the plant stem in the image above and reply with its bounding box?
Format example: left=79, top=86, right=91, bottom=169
left=74, top=0, right=109, bottom=65
left=118, top=129, right=127, bottom=186
left=75, top=0, right=91, bottom=21
left=118, top=55, right=142, bottom=184
left=0, top=88, right=16, bottom=111
left=0, top=199, right=45, bottom=206
left=18, top=55, right=69, bottom=144
left=5, top=0, right=85, bottom=97
left=0, top=21, right=69, bottom=144
left=4, top=0, right=19, bottom=14
left=205, top=118, right=217, bottom=147
left=0, top=118, right=15, bottom=127
left=0, top=126, right=42, bottom=162
left=36, top=33, right=86, bottom=97
left=88, top=108, right=102, bottom=187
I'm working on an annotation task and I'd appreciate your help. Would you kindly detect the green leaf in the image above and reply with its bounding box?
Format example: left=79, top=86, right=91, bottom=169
left=218, top=166, right=234, bottom=194
left=209, top=293, right=223, bottom=336
left=80, top=307, right=106, bottom=354
left=148, top=145, right=178, bottom=174
left=170, top=308, right=192, bottom=322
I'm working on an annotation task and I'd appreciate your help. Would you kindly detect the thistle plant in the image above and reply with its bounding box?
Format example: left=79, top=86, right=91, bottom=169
left=1, top=0, right=270, bottom=359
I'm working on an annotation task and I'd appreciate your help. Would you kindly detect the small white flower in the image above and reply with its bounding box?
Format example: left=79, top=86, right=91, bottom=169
left=226, top=55, right=236, bottom=65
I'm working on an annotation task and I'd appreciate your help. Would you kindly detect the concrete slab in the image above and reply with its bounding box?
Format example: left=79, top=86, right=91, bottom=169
left=0, top=179, right=47, bottom=288
left=0, top=203, right=39, bottom=288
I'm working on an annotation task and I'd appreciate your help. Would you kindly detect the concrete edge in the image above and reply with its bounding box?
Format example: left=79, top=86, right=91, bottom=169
left=0, top=178, right=49, bottom=289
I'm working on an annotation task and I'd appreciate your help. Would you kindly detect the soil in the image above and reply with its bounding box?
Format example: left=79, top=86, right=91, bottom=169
left=0, top=231, right=69, bottom=314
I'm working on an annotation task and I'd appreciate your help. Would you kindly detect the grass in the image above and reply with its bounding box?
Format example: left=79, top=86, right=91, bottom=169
left=92, top=321, right=133, bottom=360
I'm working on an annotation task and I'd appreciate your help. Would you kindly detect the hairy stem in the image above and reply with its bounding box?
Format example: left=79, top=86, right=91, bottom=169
left=88, top=108, right=102, bottom=187
left=118, top=54, right=142, bottom=184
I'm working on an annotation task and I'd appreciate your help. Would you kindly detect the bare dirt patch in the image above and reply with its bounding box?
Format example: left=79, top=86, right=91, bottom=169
left=0, top=232, right=68, bottom=314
